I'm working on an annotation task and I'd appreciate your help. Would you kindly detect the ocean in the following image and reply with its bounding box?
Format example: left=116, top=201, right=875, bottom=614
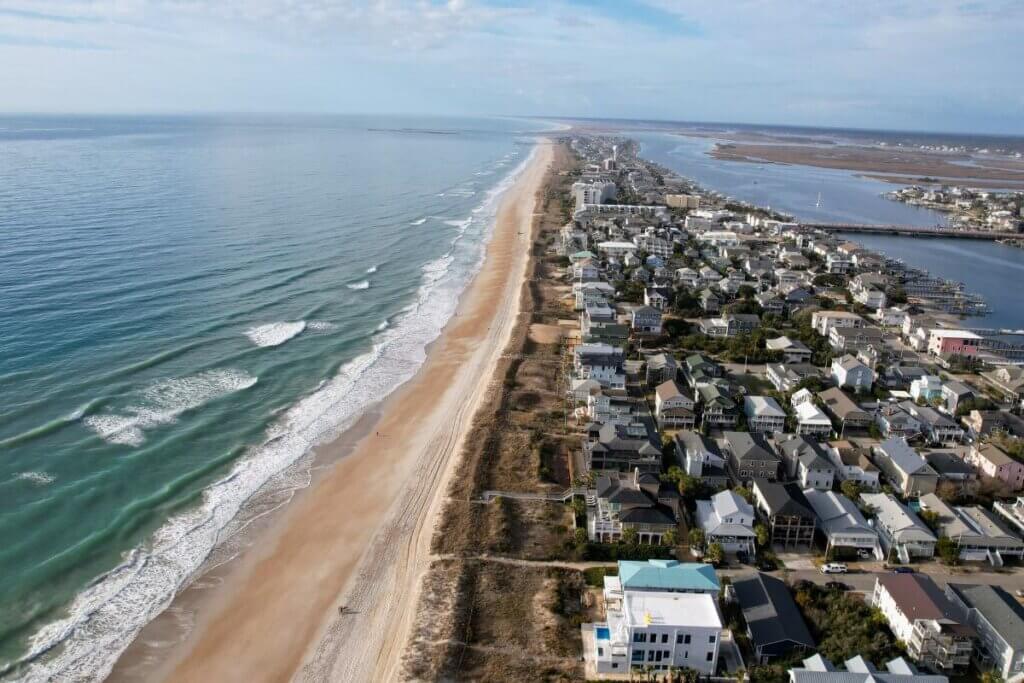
left=0, top=114, right=543, bottom=680
left=633, top=130, right=1024, bottom=330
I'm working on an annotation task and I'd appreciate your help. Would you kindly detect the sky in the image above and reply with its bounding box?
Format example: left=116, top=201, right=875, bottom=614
left=1, top=0, right=1023, bottom=134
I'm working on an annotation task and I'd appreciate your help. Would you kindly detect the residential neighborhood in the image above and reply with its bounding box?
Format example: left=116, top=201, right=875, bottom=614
left=414, top=135, right=1024, bottom=682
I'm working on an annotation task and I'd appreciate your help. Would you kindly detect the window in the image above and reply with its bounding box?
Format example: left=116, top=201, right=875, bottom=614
left=612, top=663, right=618, bottom=669
left=707, top=652, right=714, bottom=662
left=648, top=650, right=655, bottom=662
left=632, top=650, right=644, bottom=663
left=663, top=651, right=670, bottom=659
left=655, top=651, right=663, bottom=662
left=709, top=635, right=716, bottom=643
left=676, top=634, right=683, bottom=644
left=684, top=634, right=691, bottom=644
left=634, top=633, right=646, bottom=643
left=661, top=634, right=668, bottom=644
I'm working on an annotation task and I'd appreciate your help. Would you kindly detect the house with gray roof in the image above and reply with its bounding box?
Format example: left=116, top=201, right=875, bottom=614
left=584, top=421, right=662, bottom=474
left=945, top=583, right=1024, bottom=681
left=695, top=490, right=756, bottom=556
left=920, top=494, right=1024, bottom=565
left=788, top=655, right=948, bottom=683
left=674, top=431, right=729, bottom=487
left=698, top=383, right=738, bottom=428
left=752, top=479, right=817, bottom=547
left=873, top=437, right=939, bottom=496
left=732, top=572, right=815, bottom=663
left=779, top=435, right=836, bottom=490
left=589, top=470, right=679, bottom=544
left=803, top=489, right=881, bottom=559
left=860, top=492, right=936, bottom=562
left=723, top=431, right=780, bottom=484
left=766, top=336, right=813, bottom=364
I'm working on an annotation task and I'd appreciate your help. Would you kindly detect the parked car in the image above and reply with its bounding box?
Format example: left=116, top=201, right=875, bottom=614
left=892, top=567, right=915, bottom=574
left=857, top=549, right=873, bottom=559
left=820, top=563, right=848, bottom=574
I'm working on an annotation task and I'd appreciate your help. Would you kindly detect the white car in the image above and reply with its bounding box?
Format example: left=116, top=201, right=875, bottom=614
left=820, top=563, right=848, bottom=574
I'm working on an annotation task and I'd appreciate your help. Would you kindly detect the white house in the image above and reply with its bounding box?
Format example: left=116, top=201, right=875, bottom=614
left=831, top=355, right=874, bottom=392
left=803, top=489, right=881, bottom=559
left=695, top=490, right=757, bottom=556
left=794, top=401, right=833, bottom=438
left=744, top=395, right=787, bottom=433
left=585, top=588, right=722, bottom=675
left=860, top=493, right=937, bottom=562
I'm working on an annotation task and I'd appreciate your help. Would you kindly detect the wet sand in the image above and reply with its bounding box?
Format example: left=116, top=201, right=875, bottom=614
left=110, top=139, right=553, bottom=683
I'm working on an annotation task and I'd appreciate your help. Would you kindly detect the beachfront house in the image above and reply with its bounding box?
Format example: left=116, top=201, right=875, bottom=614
left=584, top=585, right=722, bottom=675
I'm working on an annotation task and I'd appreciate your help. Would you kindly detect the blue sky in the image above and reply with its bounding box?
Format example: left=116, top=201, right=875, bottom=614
left=1, top=0, right=1022, bottom=134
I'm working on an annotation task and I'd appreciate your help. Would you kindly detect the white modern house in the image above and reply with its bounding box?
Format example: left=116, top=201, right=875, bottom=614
left=585, top=586, right=722, bottom=675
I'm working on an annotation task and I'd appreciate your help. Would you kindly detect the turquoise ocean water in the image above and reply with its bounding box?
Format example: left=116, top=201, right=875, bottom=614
left=0, top=115, right=541, bottom=679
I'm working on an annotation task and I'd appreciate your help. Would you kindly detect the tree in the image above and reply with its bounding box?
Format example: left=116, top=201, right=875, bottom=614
left=688, top=528, right=706, bottom=549
left=622, top=527, right=639, bottom=546
left=840, top=480, right=862, bottom=501
left=937, top=536, right=959, bottom=565
left=662, top=528, right=678, bottom=547
left=733, top=485, right=754, bottom=503
left=706, top=542, right=724, bottom=566
left=754, top=523, right=770, bottom=548
left=737, top=284, right=757, bottom=300
left=918, top=509, right=940, bottom=532
left=574, top=528, right=589, bottom=545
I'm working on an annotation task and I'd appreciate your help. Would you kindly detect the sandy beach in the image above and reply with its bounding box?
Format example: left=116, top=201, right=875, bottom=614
left=115, top=139, right=553, bottom=683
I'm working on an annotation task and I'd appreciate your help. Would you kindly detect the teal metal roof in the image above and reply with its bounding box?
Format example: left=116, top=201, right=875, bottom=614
left=617, top=560, right=720, bottom=592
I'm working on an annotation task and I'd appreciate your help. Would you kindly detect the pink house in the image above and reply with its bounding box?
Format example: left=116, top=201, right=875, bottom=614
left=967, top=443, right=1024, bottom=490
left=927, top=329, right=981, bottom=358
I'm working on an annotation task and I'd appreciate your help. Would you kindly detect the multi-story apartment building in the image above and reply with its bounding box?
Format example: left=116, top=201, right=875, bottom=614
left=945, top=583, right=1024, bottom=682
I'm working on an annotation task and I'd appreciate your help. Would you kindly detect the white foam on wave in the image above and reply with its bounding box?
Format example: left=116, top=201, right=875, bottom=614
left=366, top=265, right=378, bottom=274
left=346, top=280, right=370, bottom=291
left=245, top=321, right=307, bottom=348
left=83, top=370, right=258, bottom=447
left=17, top=471, right=55, bottom=486
left=409, top=217, right=428, bottom=226
left=306, top=320, right=336, bottom=332
left=14, top=145, right=540, bottom=683
left=375, top=320, right=389, bottom=332
left=443, top=218, right=472, bottom=229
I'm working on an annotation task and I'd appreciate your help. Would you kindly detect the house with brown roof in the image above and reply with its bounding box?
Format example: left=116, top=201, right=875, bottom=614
left=871, top=574, right=974, bottom=673
left=818, top=388, right=871, bottom=429
left=966, top=443, right=1024, bottom=491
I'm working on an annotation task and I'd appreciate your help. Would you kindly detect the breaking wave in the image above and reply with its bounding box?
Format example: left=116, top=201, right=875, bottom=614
left=346, top=280, right=370, bottom=291
left=83, top=370, right=258, bottom=447
left=8, top=145, right=538, bottom=682
left=245, top=321, right=307, bottom=348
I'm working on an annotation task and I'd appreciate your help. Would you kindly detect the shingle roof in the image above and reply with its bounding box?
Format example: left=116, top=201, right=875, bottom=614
left=733, top=572, right=815, bottom=650
left=724, top=432, right=778, bottom=463
left=947, top=583, right=1024, bottom=650
left=753, top=479, right=815, bottom=519
left=876, top=574, right=965, bottom=623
